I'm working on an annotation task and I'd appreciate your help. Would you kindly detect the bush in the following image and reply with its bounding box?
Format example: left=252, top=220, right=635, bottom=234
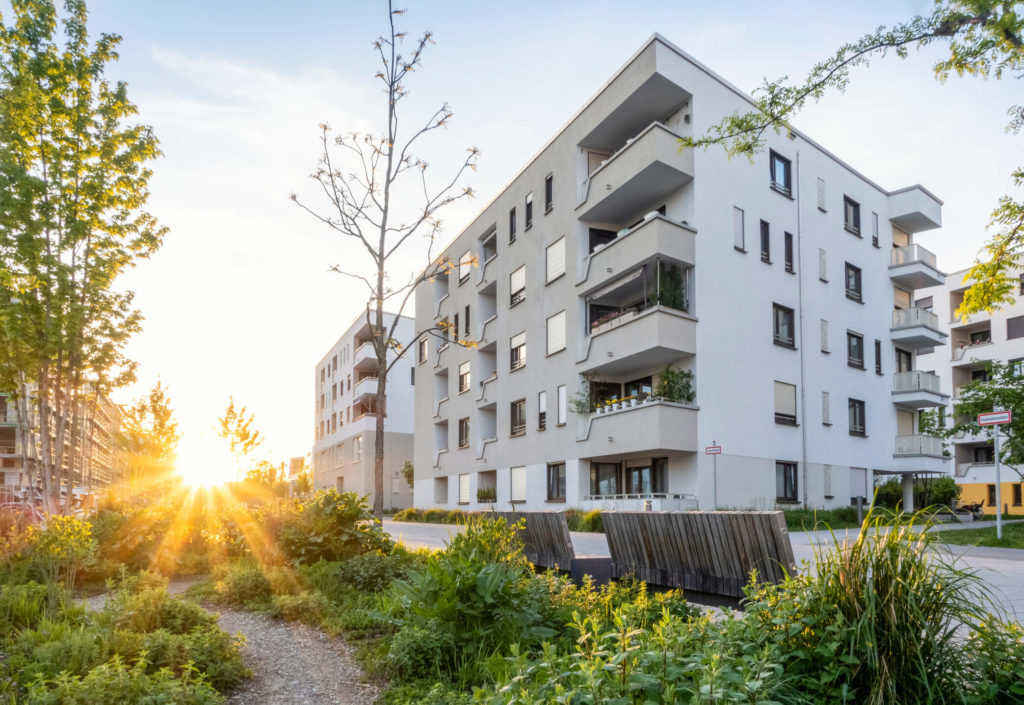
left=0, top=582, right=79, bottom=633
left=214, top=562, right=272, bottom=606
left=107, top=588, right=216, bottom=634
left=783, top=505, right=861, bottom=530
left=270, top=591, right=331, bottom=624
left=391, top=508, right=423, bottom=522
left=27, top=516, right=97, bottom=590
left=139, top=627, right=249, bottom=692
left=279, top=490, right=392, bottom=564
left=966, top=618, right=1024, bottom=703
left=422, top=508, right=450, bottom=524
left=334, top=549, right=424, bottom=592
left=874, top=476, right=961, bottom=511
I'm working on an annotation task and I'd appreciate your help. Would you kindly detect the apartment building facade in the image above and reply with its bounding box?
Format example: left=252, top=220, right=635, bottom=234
left=413, top=35, right=947, bottom=512
left=916, top=268, right=1024, bottom=514
left=312, top=312, right=415, bottom=510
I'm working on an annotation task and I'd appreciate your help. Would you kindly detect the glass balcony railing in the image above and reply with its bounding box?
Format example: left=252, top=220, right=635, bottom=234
left=892, top=370, right=941, bottom=395
left=891, top=244, right=937, bottom=269
left=892, top=307, right=940, bottom=331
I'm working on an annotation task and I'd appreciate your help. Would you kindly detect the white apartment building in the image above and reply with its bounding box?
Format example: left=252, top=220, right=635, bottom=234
left=413, top=35, right=948, bottom=512
left=916, top=268, right=1024, bottom=511
left=312, top=312, right=415, bottom=510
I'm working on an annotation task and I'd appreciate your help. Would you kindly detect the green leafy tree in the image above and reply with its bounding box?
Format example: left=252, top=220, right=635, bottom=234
left=940, top=359, right=1024, bottom=478
left=217, top=398, right=262, bottom=481
left=400, top=459, right=414, bottom=488
left=683, top=1, right=1024, bottom=318
left=0, top=0, right=165, bottom=509
left=117, top=382, right=179, bottom=488
left=292, top=0, right=478, bottom=517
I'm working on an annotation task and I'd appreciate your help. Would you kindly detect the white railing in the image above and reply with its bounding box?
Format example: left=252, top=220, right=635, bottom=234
left=433, top=396, right=449, bottom=418
left=894, top=434, right=944, bottom=457
left=479, top=313, right=497, bottom=344
left=892, top=307, right=940, bottom=331
left=892, top=370, right=941, bottom=395
left=581, top=493, right=699, bottom=511
left=434, top=292, right=450, bottom=320
left=891, top=244, right=937, bottom=269
left=476, top=373, right=498, bottom=403
left=477, top=253, right=497, bottom=286
left=956, top=462, right=995, bottom=479
left=952, top=341, right=993, bottom=361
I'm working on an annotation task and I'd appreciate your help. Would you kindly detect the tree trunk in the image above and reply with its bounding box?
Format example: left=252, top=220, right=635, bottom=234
left=15, top=377, right=34, bottom=504
left=373, top=301, right=386, bottom=519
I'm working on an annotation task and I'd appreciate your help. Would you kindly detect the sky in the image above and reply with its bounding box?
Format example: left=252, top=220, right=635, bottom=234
left=50, top=0, right=1020, bottom=470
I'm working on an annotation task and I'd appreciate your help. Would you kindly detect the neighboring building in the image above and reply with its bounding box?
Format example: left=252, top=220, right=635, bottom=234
left=0, top=389, right=123, bottom=498
left=413, top=34, right=948, bottom=512
left=916, top=268, right=1024, bottom=514
left=312, top=312, right=415, bottom=510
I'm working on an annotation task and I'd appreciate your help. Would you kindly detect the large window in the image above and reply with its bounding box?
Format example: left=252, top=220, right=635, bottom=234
left=538, top=391, right=547, bottom=430
left=525, top=192, right=533, bottom=230
left=843, top=196, right=861, bottom=235
left=760, top=220, right=771, bottom=263
left=510, top=266, right=526, bottom=306
left=770, top=150, right=792, bottom=195
left=458, top=250, right=473, bottom=283
left=510, top=466, right=526, bottom=503
left=546, top=462, right=565, bottom=501
left=546, top=237, right=565, bottom=282
left=776, top=461, right=798, bottom=503
left=544, top=174, right=554, bottom=212
left=458, top=361, right=471, bottom=393
left=590, top=462, right=620, bottom=496
left=458, top=473, right=470, bottom=504
left=848, top=398, right=866, bottom=436
left=773, top=303, right=795, bottom=348
left=774, top=381, right=797, bottom=426
left=896, top=347, right=913, bottom=373
left=510, top=398, right=526, bottom=436
left=845, top=262, right=862, bottom=302
left=464, top=305, right=470, bottom=336
left=1008, top=315, right=1024, bottom=340
left=625, top=458, right=667, bottom=494
left=458, top=417, right=470, bottom=449
left=847, top=331, right=864, bottom=369
left=510, top=332, right=526, bottom=371
left=546, top=311, right=566, bottom=355
left=733, top=206, right=745, bottom=251
left=557, top=385, right=567, bottom=425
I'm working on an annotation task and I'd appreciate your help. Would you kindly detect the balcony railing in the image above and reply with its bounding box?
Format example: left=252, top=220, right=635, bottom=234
left=952, top=341, right=993, bottom=361
left=892, top=307, right=940, bottom=331
left=894, top=434, right=944, bottom=457
left=891, top=244, right=937, bottom=269
left=893, top=370, right=941, bottom=395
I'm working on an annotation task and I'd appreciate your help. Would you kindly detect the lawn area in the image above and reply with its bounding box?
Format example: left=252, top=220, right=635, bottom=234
left=932, top=521, right=1024, bottom=549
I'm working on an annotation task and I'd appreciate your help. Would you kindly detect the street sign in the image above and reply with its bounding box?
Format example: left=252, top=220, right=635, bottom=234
left=978, top=410, right=1012, bottom=426
left=704, top=445, right=722, bottom=455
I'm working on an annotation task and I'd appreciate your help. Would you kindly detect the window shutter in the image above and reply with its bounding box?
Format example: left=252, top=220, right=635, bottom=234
left=774, top=381, right=797, bottom=417
left=820, top=319, right=829, bottom=352
left=816, top=178, right=826, bottom=210
left=1008, top=315, right=1024, bottom=340
left=822, top=391, right=830, bottom=424
left=546, top=311, right=566, bottom=354
left=510, top=466, right=526, bottom=502
left=546, top=238, right=565, bottom=282
left=510, top=266, right=526, bottom=293
left=818, top=248, right=827, bottom=281
left=824, top=465, right=832, bottom=496
left=557, top=385, right=567, bottom=425
left=732, top=206, right=745, bottom=250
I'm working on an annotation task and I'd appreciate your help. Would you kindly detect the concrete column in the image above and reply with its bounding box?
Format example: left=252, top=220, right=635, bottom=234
left=901, top=474, right=915, bottom=512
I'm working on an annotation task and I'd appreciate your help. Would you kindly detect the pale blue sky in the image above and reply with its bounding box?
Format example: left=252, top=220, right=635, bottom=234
left=61, top=1, right=1019, bottom=466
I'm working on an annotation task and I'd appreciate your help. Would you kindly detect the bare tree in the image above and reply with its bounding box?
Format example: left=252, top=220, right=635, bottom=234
left=293, top=1, right=478, bottom=517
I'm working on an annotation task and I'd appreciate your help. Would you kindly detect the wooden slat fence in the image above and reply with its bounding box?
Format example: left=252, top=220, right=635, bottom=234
left=602, top=511, right=796, bottom=597
left=490, top=511, right=575, bottom=569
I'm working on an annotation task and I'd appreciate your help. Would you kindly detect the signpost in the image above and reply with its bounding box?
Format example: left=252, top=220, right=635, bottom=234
left=705, top=443, right=722, bottom=509
left=978, top=410, right=1013, bottom=539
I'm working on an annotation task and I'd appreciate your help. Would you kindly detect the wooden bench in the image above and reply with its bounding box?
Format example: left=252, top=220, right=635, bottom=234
left=602, top=511, right=796, bottom=597
left=490, top=511, right=575, bottom=569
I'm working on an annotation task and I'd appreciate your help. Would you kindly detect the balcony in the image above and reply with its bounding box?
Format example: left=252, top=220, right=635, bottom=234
left=956, top=462, right=995, bottom=479
left=577, top=123, right=694, bottom=224
left=577, top=215, right=696, bottom=290
left=579, top=305, right=696, bottom=376
left=889, top=244, right=943, bottom=289
left=952, top=341, right=996, bottom=367
left=894, top=434, right=945, bottom=458
left=891, top=370, right=947, bottom=408
left=353, top=341, right=379, bottom=372
left=888, top=185, right=942, bottom=234
left=577, top=400, right=698, bottom=458
left=890, top=308, right=946, bottom=350
left=352, top=376, right=378, bottom=402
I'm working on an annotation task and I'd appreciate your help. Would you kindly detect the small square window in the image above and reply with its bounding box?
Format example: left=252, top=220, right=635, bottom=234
left=769, top=150, right=792, bottom=195
left=843, top=196, right=861, bottom=235
left=773, top=303, right=795, bottom=348
left=847, top=331, right=864, bottom=369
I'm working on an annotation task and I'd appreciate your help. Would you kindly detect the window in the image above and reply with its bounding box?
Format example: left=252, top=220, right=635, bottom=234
left=458, top=417, right=470, bottom=449
left=590, top=462, right=621, bottom=496
left=987, top=484, right=996, bottom=507
left=546, top=311, right=566, bottom=355
left=773, top=303, right=795, bottom=348
left=823, top=464, right=833, bottom=499
left=524, top=192, right=533, bottom=230
left=510, top=466, right=526, bottom=502
left=784, top=232, right=794, bottom=273
left=544, top=174, right=553, bottom=212
left=818, top=248, right=827, bottom=281
left=353, top=435, right=362, bottom=461
left=843, top=196, right=861, bottom=235
left=970, top=329, right=992, bottom=345
left=1020, top=273, right=1024, bottom=295
left=848, top=398, right=866, bottom=436
left=336, top=476, right=344, bottom=492
left=844, top=263, right=862, bottom=302
left=732, top=206, right=745, bottom=251
left=976, top=446, right=995, bottom=463
left=1008, top=315, right=1024, bottom=340
left=546, top=462, right=565, bottom=501
left=896, top=348, right=913, bottom=373
left=822, top=391, right=831, bottom=425
left=774, top=381, right=797, bottom=426
left=760, top=220, right=771, bottom=263
left=510, top=265, right=526, bottom=306
left=1014, top=484, right=1022, bottom=507
left=546, top=237, right=565, bottom=282
left=557, top=384, right=567, bottom=425
left=453, top=313, right=459, bottom=342
left=464, top=305, right=470, bottom=336
left=458, top=473, right=470, bottom=503
left=332, top=384, right=337, bottom=402
left=458, top=250, right=473, bottom=282
left=871, top=212, right=879, bottom=247
left=510, top=332, right=526, bottom=371
left=458, top=361, right=471, bottom=393
left=538, top=391, right=547, bottom=430
left=820, top=319, right=830, bottom=353
left=816, top=177, right=826, bottom=211
left=916, top=296, right=934, bottom=310
left=417, top=338, right=427, bottom=363
left=847, top=331, right=864, bottom=369
left=510, top=398, right=526, bottom=436
left=509, top=207, right=517, bottom=243
left=776, top=461, right=798, bottom=502
left=410, top=366, right=414, bottom=385
left=769, top=150, right=792, bottom=195
left=874, top=339, right=882, bottom=375
left=1011, top=358, right=1024, bottom=376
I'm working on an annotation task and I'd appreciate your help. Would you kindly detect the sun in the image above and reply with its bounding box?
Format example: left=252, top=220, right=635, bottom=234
left=174, top=434, right=238, bottom=488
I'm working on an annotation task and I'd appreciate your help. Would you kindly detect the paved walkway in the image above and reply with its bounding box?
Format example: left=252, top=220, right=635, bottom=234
left=382, top=519, right=1024, bottom=619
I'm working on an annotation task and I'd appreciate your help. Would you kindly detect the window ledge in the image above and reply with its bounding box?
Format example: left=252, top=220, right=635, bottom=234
left=845, top=226, right=862, bottom=238
left=510, top=431, right=526, bottom=439
left=770, top=183, right=794, bottom=200
left=821, top=349, right=830, bottom=355
left=544, top=205, right=553, bottom=214
left=510, top=364, right=526, bottom=373
left=510, top=297, right=525, bottom=309
left=546, top=347, right=566, bottom=358
left=773, top=340, right=797, bottom=350
left=457, top=501, right=470, bottom=506
left=817, top=206, right=827, bottom=213
left=849, top=431, right=868, bottom=438
left=734, top=246, right=747, bottom=254
left=848, top=362, right=865, bottom=371
left=545, top=272, right=566, bottom=287
left=819, top=277, right=828, bottom=284
left=524, top=224, right=532, bottom=232
left=785, top=267, right=795, bottom=275
left=824, top=495, right=835, bottom=500
left=822, top=422, right=832, bottom=427
left=545, top=498, right=566, bottom=504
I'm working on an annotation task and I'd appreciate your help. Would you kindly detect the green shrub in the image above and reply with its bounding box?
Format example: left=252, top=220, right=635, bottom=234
left=422, top=508, right=449, bottom=524
left=391, top=508, right=423, bottom=522
left=965, top=618, right=1024, bottom=703
left=139, top=627, right=249, bottom=692
left=26, top=516, right=97, bottom=591
left=578, top=509, right=602, bottom=533
left=271, top=591, right=331, bottom=624
left=783, top=505, right=861, bottom=530
left=215, top=562, right=272, bottom=606
left=6, top=620, right=109, bottom=685
left=279, top=490, right=392, bottom=564
left=334, top=549, right=423, bottom=592
left=0, top=582, right=78, bottom=634
left=107, top=588, right=216, bottom=634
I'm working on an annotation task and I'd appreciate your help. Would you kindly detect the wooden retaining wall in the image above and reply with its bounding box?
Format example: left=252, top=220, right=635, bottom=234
left=491, top=511, right=575, bottom=569
left=602, top=511, right=796, bottom=597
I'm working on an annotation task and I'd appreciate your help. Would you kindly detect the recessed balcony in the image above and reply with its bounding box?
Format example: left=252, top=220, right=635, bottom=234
left=579, top=305, right=696, bottom=377
left=889, top=245, right=944, bottom=289
left=576, top=400, right=698, bottom=458
left=352, top=376, right=378, bottom=402
left=952, top=341, right=997, bottom=367
left=577, top=215, right=696, bottom=290
left=890, top=308, right=946, bottom=350
left=353, top=341, right=379, bottom=372
left=577, top=123, right=694, bottom=224
left=891, top=370, right=947, bottom=409
left=888, top=186, right=942, bottom=234
left=894, top=434, right=945, bottom=459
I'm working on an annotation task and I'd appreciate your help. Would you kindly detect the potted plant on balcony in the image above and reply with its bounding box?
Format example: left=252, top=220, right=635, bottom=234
left=477, top=486, right=496, bottom=504
left=655, top=367, right=695, bottom=404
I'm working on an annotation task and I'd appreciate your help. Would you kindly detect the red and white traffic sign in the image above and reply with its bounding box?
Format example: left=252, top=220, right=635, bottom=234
left=978, top=410, right=1013, bottom=426
left=704, top=445, right=722, bottom=455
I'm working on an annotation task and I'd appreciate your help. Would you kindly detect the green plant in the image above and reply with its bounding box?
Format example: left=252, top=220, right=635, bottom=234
left=214, top=562, right=272, bottom=607
left=28, top=516, right=97, bottom=591
left=279, top=490, right=392, bottom=564
left=107, top=588, right=216, bottom=634
left=568, top=388, right=592, bottom=415
left=392, top=508, right=423, bottom=522
left=271, top=591, right=331, bottom=624
left=965, top=618, right=1024, bottom=703
left=654, top=367, right=694, bottom=404
left=476, top=487, right=496, bottom=503
left=401, top=461, right=414, bottom=488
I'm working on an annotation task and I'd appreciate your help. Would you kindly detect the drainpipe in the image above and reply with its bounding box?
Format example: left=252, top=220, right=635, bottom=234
left=795, top=151, right=809, bottom=508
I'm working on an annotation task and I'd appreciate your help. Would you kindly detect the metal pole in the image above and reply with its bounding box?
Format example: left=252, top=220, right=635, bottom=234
left=995, top=427, right=1003, bottom=540
left=712, top=439, right=718, bottom=510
